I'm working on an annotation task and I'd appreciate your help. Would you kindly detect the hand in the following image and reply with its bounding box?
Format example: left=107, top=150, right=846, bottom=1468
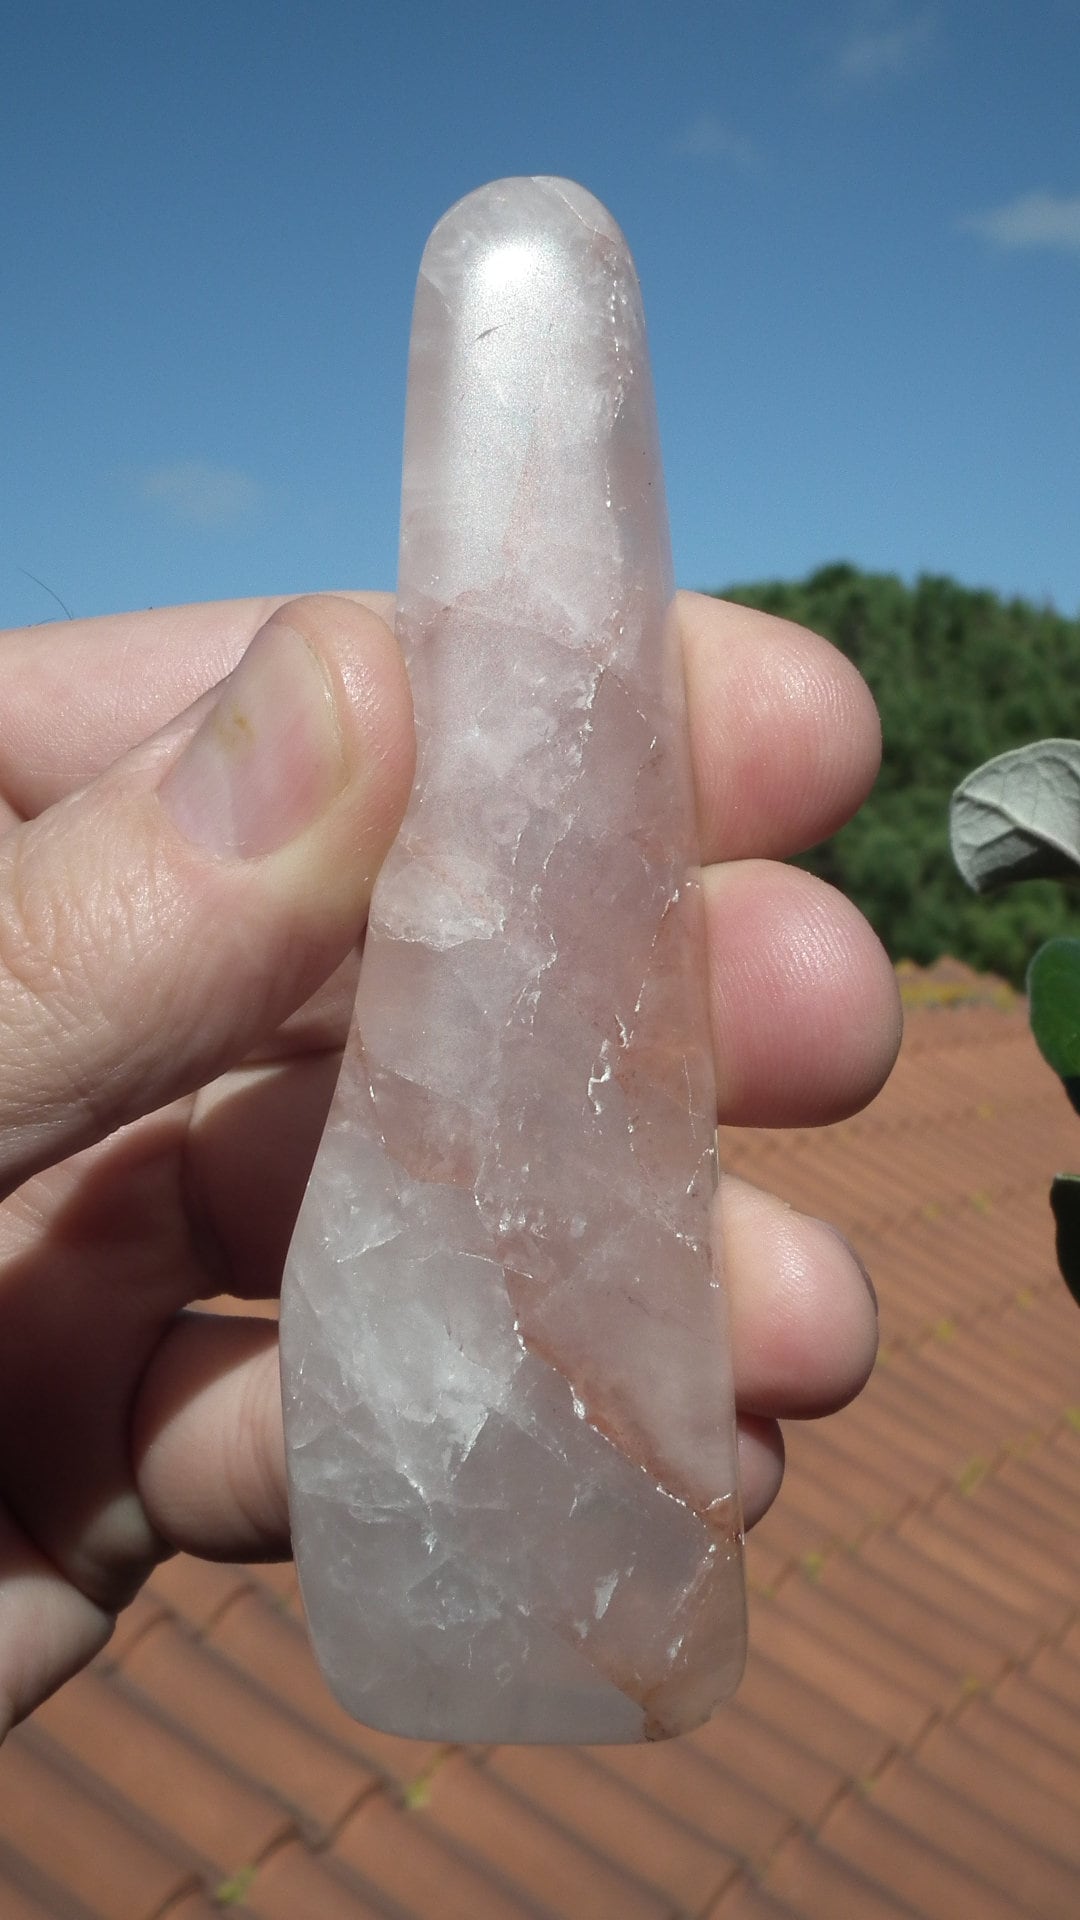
left=0, top=588, right=899, bottom=1738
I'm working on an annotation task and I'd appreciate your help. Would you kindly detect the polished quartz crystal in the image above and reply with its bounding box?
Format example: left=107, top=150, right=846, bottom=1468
left=280, top=177, right=746, bottom=1743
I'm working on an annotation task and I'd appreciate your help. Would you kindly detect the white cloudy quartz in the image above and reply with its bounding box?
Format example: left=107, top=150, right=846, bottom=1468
left=280, top=176, right=746, bottom=1743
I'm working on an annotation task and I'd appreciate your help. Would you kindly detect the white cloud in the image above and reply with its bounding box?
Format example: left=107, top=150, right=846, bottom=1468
left=836, top=5, right=935, bottom=84
left=674, top=114, right=757, bottom=171
left=961, top=190, right=1080, bottom=254
left=139, top=461, right=261, bottom=527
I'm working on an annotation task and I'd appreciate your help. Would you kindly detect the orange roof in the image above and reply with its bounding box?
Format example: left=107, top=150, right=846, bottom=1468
left=3, top=968, right=1079, bottom=1920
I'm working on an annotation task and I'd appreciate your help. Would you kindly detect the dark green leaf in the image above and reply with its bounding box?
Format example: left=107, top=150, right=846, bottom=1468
left=1027, top=939, right=1080, bottom=1098
left=1050, top=1174, right=1080, bottom=1309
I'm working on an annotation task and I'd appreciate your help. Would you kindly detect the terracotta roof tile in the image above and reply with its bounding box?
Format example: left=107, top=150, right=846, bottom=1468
left=3, top=970, right=1079, bottom=1919
left=757, top=1829, right=923, bottom=1919
left=895, top=1507, right=1073, bottom=1629
left=1022, top=1641, right=1080, bottom=1713
left=153, top=1898, right=244, bottom=1920
left=998, top=1455, right=1077, bottom=1523
left=802, top=1545, right=1006, bottom=1686
left=862, top=1354, right=1002, bottom=1455
left=749, top=1596, right=934, bottom=1746
left=827, top=1384, right=955, bottom=1479
left=765, top=1573, right=964, bottom=1707
left=917, top=1327, right=1072, bottom=1424
left=853, top=1527, right=1044, bottom=1663
left=913, top=1718, right=1080, bottom=1869
left=30, top=1668, right=292, bottom=1872
left=943, top=1480, right=1080, bottom=1585
left=0, top=1888, right=80, bottom=1920
left=118, top=1615, right=375, bottom=1838
left=0, top=1729, right=195, bottom=1917
left=751, top=1458, right=864, bottom=1552
left=738, top=1487, right=834, bottom=1568
left=145, top=1553, right=253, bottom=1633
left=731, top=1646, right=891, bottom=1782
left=0, top=1832, right=110, bottom=1920
left=951, top=1693, right=1080, bottom=1815
left=238, top=1840, right=389, bottom=1919
left=992, top=1667, right=1080, bottom=1757
left=1051, top=1421, right=1080, bottom=1462
left=706, top=1883, right=800, bottom=1920
left=856, top=1362, right=1024, bottom=1473
left=101, top=1586, right=168, bottom=1666
left=403, top=1755, right=671, bottom=1920
left=245, top=1559, right=301, bottom=1607
left=935, top=1477, right=1080, bottom=1586
left=490, top=1744, right=739, bottom=1909
left=785, top=1406, right=920, bottom=1502
left=0, top=1888, right=83, bottom=1920
left=775, top=1422, right=903, bottom=1522
left=743, top=1529, right=789, bottom=1594
left=207, top=1585, right=446, bottom=1784
left=688, top=1698, right=843, bottom=1827
left=333, top=1790, right=547, bottom=1920
left=817, top=1784, right=1043, bottom=1920
left=866, top=1756, right=1080, bottom=1918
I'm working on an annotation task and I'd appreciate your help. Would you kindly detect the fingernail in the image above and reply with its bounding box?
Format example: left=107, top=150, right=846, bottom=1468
left=160, top=620, right=346, bottom=857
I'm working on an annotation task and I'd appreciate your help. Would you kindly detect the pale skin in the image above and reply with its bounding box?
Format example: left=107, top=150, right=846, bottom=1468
left=0, top=589, right=901, bottom=1739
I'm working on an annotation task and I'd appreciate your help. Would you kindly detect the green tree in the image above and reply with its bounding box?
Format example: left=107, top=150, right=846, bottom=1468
left=713, top=565, right=1079, bottom=984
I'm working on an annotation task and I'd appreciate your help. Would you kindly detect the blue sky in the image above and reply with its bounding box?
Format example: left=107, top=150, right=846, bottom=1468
left=2, top=0, right=1079, bottom=628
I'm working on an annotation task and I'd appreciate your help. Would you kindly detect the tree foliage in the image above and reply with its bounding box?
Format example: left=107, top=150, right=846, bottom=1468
left=712, top=563, right=1079, bottom=984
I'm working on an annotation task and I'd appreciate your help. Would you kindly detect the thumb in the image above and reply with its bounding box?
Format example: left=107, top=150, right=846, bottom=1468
left=0, top=594, right=414, bottom=1197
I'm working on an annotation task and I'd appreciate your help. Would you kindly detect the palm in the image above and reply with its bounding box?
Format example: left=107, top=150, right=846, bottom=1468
left=0, top=589, right=898, bottom=1737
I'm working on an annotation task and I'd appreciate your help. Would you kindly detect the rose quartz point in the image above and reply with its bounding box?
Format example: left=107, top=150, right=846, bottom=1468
left=280, top=176, right=746, bottom=1743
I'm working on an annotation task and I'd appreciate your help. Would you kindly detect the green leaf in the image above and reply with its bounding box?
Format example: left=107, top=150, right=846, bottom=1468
left=950, top=740, right=1080, bottom=894
left=1049, top=1174, right=1080, bottom=1309
left=1028, top=939, right=1080, bottom=1113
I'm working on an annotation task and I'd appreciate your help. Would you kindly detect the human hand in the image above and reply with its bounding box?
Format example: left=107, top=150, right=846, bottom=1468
left=0, top=587, right=899, bottom=1737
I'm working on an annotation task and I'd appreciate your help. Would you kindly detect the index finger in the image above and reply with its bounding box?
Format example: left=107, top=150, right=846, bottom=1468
left=0, top=590, right=879, bottom=864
